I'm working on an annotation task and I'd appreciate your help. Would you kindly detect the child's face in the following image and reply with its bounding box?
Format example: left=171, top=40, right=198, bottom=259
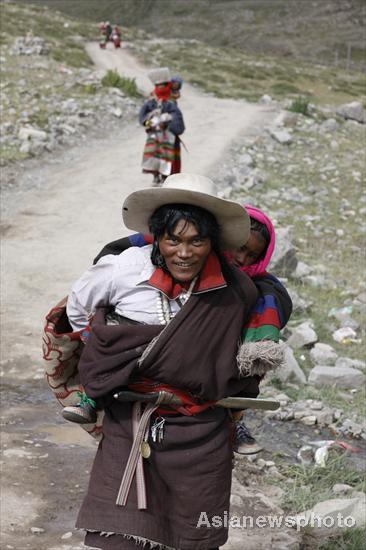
left=231, top=231, right=267, bottom=267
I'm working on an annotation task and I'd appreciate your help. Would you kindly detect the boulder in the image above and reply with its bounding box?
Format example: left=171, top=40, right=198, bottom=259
left=336, top=101, right=365, bottom=124
left=287, top=321, right=318, bottom=349
left=287, top=287, right=311, bottom=314
left=310, top=343, right=338, bottom=366
left=18, top=126, right=47, bottom=141
left=294, top=494, right=366, bottom=533
left=308, top=366, right=366, bottom=389
left=332, top=327, right=358, bottom=343
left=274, top=111, right=299, bottom=128
left=332, top=484, right=353, bottom=495
left=335, top=357, right=366, bottom=370
left=270, top=129, right=293, bottom=144
left=259, top=94, right=273, bottom=104
left=269, top=227, right=298, bottom=277
left=292, top=261, right=312, bottom=278
left=276, top=345, right=307, bottom=384
left=319, top=118, right=339, bottom=133
left=303, top=274, right=326, bottom=288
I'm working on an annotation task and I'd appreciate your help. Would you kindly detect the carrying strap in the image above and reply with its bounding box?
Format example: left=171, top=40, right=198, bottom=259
left=115, top=392, right=166, bottom=508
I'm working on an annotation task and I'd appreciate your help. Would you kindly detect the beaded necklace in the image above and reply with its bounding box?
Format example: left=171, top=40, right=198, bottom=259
left=156, top=276, right=197, bottom=325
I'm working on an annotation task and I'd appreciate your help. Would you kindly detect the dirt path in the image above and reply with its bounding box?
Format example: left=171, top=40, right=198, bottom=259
left=1, top=45, right=278, bottom=549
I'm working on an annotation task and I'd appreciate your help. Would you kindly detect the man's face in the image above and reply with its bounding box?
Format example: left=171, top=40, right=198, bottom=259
left=158, top=220, right=212, bottom=282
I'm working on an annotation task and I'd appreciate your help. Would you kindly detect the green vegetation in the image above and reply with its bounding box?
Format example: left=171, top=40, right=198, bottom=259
left=101, top=70, right=141, bottom=98
left=273, top=455, right=365, bottom=513
left=19, top=0, right=366, bottom=72
left=288, top=97, right=311, bottom=116
left=318, top=528, right=366, bottom=549
left=1, top=1, right=95, bottom=67
left=136, top=40, right=366, bottom=105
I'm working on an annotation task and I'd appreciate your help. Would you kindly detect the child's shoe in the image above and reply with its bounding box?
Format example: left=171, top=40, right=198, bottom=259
left=234, top=420, right=263, bottom=455
left=62, top=392, right=97, bottom=424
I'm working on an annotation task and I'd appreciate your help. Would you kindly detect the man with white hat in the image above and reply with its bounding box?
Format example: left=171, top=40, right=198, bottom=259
left=139, top=67, right=185, bottom=186
left=61, top=173, right=283, bottom=550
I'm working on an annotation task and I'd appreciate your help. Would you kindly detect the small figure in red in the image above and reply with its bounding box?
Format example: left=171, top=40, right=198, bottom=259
left=111, top=25, right=121, bottom=48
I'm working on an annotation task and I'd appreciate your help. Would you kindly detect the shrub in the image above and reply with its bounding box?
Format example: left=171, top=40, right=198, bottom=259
left=288, top=96, right=310, bottom=116
left=101, top=70, right=140, bottom=97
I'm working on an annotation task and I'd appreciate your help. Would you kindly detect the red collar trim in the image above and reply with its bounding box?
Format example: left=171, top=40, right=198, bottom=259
left=146, top=252, right=226, bottom=299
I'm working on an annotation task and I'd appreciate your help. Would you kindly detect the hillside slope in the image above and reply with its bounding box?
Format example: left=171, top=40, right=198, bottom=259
left=15, top=0, right=366, bottom=70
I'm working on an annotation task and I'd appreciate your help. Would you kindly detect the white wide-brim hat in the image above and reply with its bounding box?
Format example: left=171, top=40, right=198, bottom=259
left=147, top=67, right=171, bottom=85
left=122, top=173, right=250, bottom=250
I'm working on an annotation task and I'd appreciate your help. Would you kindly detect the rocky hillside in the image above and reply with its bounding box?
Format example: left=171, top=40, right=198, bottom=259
left=0, top=1, right=140, bottom=168
left=15, top=0, right=366, bottom=71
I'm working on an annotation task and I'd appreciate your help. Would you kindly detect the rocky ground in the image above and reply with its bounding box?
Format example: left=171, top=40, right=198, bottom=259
left=1, top=4, right=366, bottom=550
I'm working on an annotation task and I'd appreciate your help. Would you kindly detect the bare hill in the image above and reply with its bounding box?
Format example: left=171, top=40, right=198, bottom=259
left=11, top=0, right=366, bottom=70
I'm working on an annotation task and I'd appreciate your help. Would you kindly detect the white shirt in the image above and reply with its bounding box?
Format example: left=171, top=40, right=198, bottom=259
left=66, top=245, right=181, bottom=331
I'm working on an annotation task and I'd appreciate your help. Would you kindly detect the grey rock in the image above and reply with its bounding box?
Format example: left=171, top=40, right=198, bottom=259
left=269, top=227, right=298, bottom=276
left=111, top=107, right=123, bottom=118
left=329, top=306, right=359, bottom=329
left=292, top=261, right=312, bottom=278
left=30, top=526, right=45, bottom=534
left=309, top=400, right=323, bottom=410
left=308, top=366, right=366, bottom=389
left=319, top=118, right=339, bottom=133
left=301, top=415, right=317, bottom=426
left=335, top=357, right=366, bottom=370
left=303, top=274, right=326, bottom=288
left=294, top=494, right=366, bottom=532
left=259, top=94, right=273, bottom=104
left=18, top=126, right=47, bottom=141
left=276, top=345, right=307, bottom=384
left=313, top=408, right=334, bottom=425
left=336, top=101, right=365, bottom=124
left=332, top=484, right=353, bottom=495
left=270, top=129, right=293, bottom=144
left=297, top=445, right=314, bottom=465
left=239, top=152, right=254, bottom=167
left=287, top=321, right=318, bottom=349
left=274, top=111, right=299, bottom=128
left=310, top=343, right=338, bottom=366
left=337, top=418, right=365, bottom=439
left=11, top=35, right=49, bottom=56
left=332, top=327, right=358, bottom=343
left=242, top=169, right=265, bottom=190
left=287, top=288, right=311, bottom=313
left=19, top=141, right=31, bottom=154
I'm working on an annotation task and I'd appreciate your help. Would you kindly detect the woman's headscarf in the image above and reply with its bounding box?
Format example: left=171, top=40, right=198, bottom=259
left=154, top=82, right=172, bottom=101
left=240, top=205, right=276, bottom=278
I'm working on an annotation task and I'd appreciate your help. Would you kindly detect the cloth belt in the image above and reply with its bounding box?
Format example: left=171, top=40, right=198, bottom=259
left=116, top=392, right=169, bottom=508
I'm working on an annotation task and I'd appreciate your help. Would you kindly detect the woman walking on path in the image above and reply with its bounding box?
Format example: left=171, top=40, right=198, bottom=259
left=59, top=174, right=285, bottom=549
left=139, top=68, right=185, bottom=186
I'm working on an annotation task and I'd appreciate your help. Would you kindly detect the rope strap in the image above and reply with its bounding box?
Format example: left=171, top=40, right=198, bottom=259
left=116, top=392, right=166, bottom=507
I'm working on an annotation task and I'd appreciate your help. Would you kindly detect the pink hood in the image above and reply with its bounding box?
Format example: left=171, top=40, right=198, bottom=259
left=240, top=205, right=276, bottom=278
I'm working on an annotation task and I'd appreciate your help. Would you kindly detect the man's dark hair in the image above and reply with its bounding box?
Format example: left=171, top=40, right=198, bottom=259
left=148, top=203, right=220, bottom=268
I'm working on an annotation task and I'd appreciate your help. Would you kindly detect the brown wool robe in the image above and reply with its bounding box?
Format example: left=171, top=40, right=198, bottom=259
left=76, top=269, right=259, bottom=550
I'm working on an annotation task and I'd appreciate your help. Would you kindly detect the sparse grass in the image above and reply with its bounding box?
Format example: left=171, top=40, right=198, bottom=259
left=317, top=528, right=366, bottom=549
left=274, top=455, right=365, bottom=513
left=1, top=2, right=95, bottom=67
left=101, top=70, right=141, bottom=98
left=136, top=39, right=366, bottom=105
left=21, top=0, right=366, bottom=74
